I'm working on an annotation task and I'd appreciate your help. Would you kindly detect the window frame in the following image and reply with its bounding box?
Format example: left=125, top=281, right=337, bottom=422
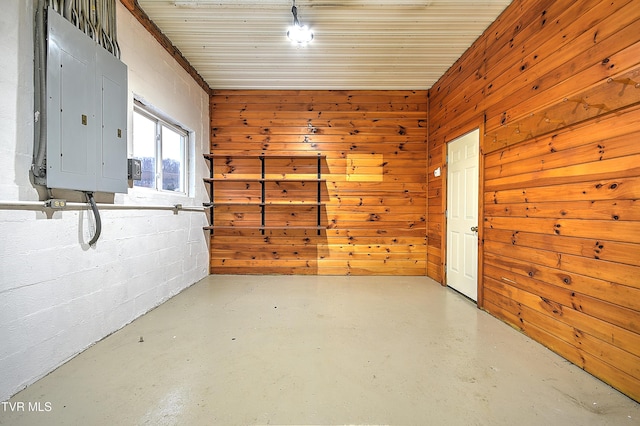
left=132, top=101, right=189, bottom=195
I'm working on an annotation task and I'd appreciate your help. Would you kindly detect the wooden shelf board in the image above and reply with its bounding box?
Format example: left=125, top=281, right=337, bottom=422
left=211, top=202, right=262, bottom=206
left=210, top=202, right=322, bottom=207
left=264, top=202, right=323, bottom=206
left=204, top=177, right=325, bottom=182
left=204, top=153, right=326, bottom=159
left=203, top=177, right=254, bottom=183
left=204, top=225, right=326, bottom=230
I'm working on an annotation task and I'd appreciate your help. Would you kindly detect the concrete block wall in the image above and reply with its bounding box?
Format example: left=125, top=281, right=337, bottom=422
left=0, top=0, right=210, bottom=402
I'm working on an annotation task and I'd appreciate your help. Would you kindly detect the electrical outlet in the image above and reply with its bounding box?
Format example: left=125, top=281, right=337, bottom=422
left=45, top=199, right=67, bottom=209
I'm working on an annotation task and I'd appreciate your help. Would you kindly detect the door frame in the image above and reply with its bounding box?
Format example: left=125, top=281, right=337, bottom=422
left=441, top=123, right=485, bottom=308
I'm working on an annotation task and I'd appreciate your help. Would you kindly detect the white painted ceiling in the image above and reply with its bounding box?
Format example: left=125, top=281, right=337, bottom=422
left=136, top=0, right=512, bottom=90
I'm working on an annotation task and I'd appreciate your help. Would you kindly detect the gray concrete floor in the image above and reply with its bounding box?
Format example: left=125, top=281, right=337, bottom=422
left=1, top=275, right=638, bottom=426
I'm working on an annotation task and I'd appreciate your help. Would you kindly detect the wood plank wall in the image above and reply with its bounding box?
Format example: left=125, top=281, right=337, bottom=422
left=428, top=0, right=640, bottom=401
left=209, top=90, right=428, bottom=275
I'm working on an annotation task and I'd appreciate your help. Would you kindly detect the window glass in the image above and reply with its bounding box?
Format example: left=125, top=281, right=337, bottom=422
left=132, top=111, right=156, bottom=189
left=132, top=105, right=188, bottom=194
left=161, top=125, right=185, bottom=192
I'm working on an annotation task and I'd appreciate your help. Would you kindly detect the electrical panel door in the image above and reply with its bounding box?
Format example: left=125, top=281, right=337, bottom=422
left=46, top=8, right=128, bottom=193
left=97, top=47, right=128, bottom=193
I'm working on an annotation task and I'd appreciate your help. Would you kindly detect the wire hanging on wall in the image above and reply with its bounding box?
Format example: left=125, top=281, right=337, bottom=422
left=85, top=192, right=102, bottom=246
left=46, top=0, right=121, bottom=58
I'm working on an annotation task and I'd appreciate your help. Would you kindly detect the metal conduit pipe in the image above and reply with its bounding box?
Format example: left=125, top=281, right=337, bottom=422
left=33, top=0, right=48, bottom=179
left=108, top=0, right=120, bottom=58
left=0, top=201, right=208, bottom=213
left=63, top=0, right=73, bottom=20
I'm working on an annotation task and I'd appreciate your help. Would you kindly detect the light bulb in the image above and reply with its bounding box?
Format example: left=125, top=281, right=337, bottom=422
left=287, top=24, right=314, bottom=45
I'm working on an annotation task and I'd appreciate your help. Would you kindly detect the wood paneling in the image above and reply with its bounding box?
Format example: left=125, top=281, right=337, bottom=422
left=428, top=0, right=640, bottom=401
left=209, top=90, right=427, bottom=275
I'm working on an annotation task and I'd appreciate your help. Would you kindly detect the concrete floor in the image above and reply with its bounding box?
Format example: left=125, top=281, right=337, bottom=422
left=1, top=275, right=638, bottom=426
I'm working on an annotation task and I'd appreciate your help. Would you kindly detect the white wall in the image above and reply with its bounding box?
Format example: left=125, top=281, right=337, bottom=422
left=0, top=1, right=210, bottom=402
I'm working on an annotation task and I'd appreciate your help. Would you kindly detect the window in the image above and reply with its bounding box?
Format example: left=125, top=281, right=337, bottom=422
left=132, top=104, right=188, bottom=193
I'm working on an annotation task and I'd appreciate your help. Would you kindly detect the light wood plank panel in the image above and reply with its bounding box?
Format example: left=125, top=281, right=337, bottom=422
left=483, top=245, right=640, bottom=310
left=427, top=179, right=442, bottom=198
left=322, top=229, right=426, bottom=238
left=485, top=153, right=640, bottom=192
left=484, top=216, right=640, bottom=245
left=317, top=259, right=426, bottom=275
left=483, top=287, right=640, bottom=401
left=485, top=284, right=640, bottom=382
left=433, top=3, right=639, bottom=140
left=323, top=211, right=424, bottom=222
left=321, top=245, right=426, bottom=255
left=212, top=90, right=428, bottom=104
left=212, top=142, right=427, bottom=155
left=484, top=10, right=640, bottom=131
left=211, top=102, right=426, bottom=113
left=211, top=125, right=427, bottom=137
left=211, top=250, right=318, bottom=261
left=485, top=176, right=640, bottom=204
left=485, top=131, right=640, bottom=181
left=210, top=258, right=319, bottom=268
left=487, top=41, right=640, bottom=137
left=210, top=266, right=319, bottom=275
left=211, top=259, right=427, bottom=276
left=325, top=223, right=425, bottom=231
left=483, top=199, right=640, bottom=222
left=207, top=233, right=426, bottom=244
left=483, top=281, right=640, bottom=359
left=483, top=261, right=640, bottom=336
left=484, top=227, right=640, bottom=267
left=431, top=0, right=594, bottom=128
left=328, top=197, right=427, bottom=208
left=484, top=66, right=640, bottom=153
left=484, top=103, right=640, bottom=168
left=326, top=205, right=427, bottom=215
left=212, top=136, right=427, bottom=146
left=324, top=174, right=426, bottom=184
left=212, top=131, right=427, bottom=141
left=326, top=157, right=427, bottom=166
left=326, top=181, right=425, bottom=190
left=212, top=117, right=427, bottom=130
left=212, top=111, right=428, bottom=123
left=211, top=246, right=423, bottom=260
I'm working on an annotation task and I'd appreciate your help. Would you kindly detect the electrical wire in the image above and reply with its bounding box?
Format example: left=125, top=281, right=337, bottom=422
left=85, top=192, right=102, bottom=246
left=33, top=0, right=48, bottom=179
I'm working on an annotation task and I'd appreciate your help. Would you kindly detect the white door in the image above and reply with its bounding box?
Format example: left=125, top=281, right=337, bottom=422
left=446, top=129, right=479, bottom=301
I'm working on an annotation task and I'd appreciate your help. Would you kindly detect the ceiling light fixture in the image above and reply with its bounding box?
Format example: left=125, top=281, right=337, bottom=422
left=287, top=0, right=313, bottom=46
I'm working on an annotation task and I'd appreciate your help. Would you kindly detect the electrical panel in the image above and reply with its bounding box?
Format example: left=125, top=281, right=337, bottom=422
left=46, top=8, right=128, bottom=193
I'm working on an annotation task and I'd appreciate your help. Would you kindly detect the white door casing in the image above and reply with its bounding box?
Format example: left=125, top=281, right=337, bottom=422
left=446, top=129, right=479, bottom=301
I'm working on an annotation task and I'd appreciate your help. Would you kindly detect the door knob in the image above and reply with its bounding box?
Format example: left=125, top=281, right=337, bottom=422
left=471, top=226, right=478, bottom=232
